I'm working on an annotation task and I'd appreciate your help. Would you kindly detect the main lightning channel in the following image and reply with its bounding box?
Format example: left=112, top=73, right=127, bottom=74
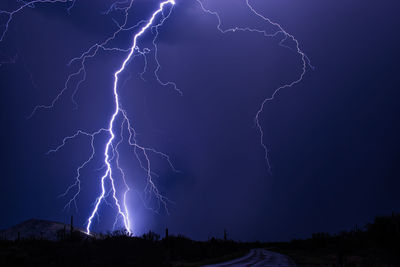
left=85, top=0, right=176, bottom=235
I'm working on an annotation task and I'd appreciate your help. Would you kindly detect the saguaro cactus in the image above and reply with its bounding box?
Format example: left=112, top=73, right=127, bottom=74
left=70, top=215, right=74, bottom=236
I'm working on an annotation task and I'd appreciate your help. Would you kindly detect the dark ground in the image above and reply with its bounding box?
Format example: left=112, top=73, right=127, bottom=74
left=1, top=213, right=399, bottom=267
left=269, top=213, right=400, bottom=267
left=0, top=230, right=253, bottom=267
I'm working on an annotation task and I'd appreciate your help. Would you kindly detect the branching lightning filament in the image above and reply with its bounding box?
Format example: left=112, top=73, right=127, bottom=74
left=196, top=0, right=313, bottom=173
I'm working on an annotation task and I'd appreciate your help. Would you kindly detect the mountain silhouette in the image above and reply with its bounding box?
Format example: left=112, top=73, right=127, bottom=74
left=0, top=219, right=86, bottom=241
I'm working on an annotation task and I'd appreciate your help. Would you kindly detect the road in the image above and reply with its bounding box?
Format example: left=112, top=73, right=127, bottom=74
left=203, top=248, right=297, bottom=267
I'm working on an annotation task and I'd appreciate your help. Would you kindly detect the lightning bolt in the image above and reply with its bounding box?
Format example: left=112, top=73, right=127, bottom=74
left=64, top=0, right=175, bottom=235
left=84, top=0, right=176, bottom=236
left=0, top=0, right=311, bottom=235
left=196, top=0, right=313, bottom=172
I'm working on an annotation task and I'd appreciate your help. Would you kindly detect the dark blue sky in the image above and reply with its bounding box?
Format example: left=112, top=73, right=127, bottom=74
left=0, top=0, right=399, bottom=241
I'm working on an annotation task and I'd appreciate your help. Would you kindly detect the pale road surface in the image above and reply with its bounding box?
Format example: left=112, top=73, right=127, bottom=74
left=203, top=248, right=297, bottom=267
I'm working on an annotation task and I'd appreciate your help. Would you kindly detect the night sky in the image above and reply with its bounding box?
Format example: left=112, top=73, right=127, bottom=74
left=0, top=0, right=399, bottom=241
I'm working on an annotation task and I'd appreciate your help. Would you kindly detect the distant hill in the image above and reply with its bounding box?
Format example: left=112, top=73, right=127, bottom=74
left=0, top=219, right=87, bottom=241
